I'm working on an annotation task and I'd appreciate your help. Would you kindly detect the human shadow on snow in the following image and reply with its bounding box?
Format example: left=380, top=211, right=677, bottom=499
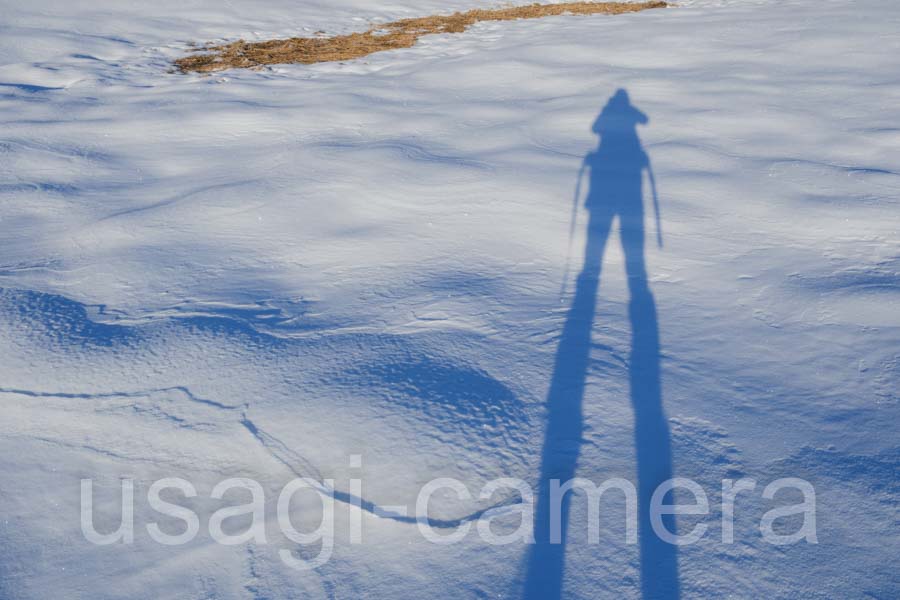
left=523, top=89, right=679, bottom=600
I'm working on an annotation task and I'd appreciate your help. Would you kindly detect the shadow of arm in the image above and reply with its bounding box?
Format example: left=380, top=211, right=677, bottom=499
left=647, top=160, right=662, bottom=248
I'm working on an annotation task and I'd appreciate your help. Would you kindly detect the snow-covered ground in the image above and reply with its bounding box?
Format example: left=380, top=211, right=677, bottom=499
left=1, top=0, right=898, bottom=598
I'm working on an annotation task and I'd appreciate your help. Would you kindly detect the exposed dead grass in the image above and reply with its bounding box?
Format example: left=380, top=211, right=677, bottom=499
left=176, top=1, right=667, bottom=73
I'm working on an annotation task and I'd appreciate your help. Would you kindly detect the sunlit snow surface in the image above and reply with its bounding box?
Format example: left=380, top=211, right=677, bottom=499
left=1, top=0, right=898, bottom=598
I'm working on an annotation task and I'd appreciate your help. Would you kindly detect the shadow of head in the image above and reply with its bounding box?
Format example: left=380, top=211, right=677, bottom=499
left=593, top=88, right=649, bottom=137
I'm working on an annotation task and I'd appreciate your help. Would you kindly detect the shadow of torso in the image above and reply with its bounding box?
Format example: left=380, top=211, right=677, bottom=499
left=582, top=94, right=650, bottom=288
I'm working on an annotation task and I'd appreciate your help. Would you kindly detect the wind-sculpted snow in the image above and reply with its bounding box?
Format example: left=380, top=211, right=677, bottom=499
left=2, top=0, right=900, bottom=598
left=345, top=353, right=528, bottom=443
left=0, top=282, right=545, bottom=596
left=0, top=286, right=529, bottom=509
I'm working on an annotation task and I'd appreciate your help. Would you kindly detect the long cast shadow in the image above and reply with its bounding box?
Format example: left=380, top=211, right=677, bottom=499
left=523, top=89, right=679, bottom=599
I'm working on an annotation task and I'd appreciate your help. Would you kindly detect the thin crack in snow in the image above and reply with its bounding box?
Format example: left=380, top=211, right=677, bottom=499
left=240, top=413, right=524, bottom=528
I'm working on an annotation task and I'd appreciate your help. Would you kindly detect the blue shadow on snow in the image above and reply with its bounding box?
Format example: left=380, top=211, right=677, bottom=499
left=523, top=89, right=679, bottom=600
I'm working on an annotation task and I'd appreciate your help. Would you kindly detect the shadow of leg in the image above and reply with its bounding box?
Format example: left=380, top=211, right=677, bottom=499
left=523, top=212, right=611, bottom=600
left=629, top=283, right=679, bottom=600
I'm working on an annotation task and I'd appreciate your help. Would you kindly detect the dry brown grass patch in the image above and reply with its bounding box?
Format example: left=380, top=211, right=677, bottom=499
left=176, top=1, right=667, bottom=73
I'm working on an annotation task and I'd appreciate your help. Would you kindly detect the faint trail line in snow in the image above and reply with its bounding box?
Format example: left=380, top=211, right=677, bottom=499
left=241, top=415, right=524, bottom=528
left=2, top=386, right=237, bottom=464
left=239, top=415, right=324, bottom=482
left=0, top=137, right=116, bottom=162
left=90, top=297, right=319, bottom=331
left=651, top=138, right=900, bottom=180
left=0, top=82, right=63, bottom=93
left=0, top=385, right=241, bottom=410
left=26, top=435, right=163, bottom=463
left=0, top=261, right=86, bottom=280
left=96, top=178, right=264, bottom=222
left=310, top=138, right=491, bottom=171
left=0, top=182, right=82, bottom=195
left=0, top=25, right=134, bottom=46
